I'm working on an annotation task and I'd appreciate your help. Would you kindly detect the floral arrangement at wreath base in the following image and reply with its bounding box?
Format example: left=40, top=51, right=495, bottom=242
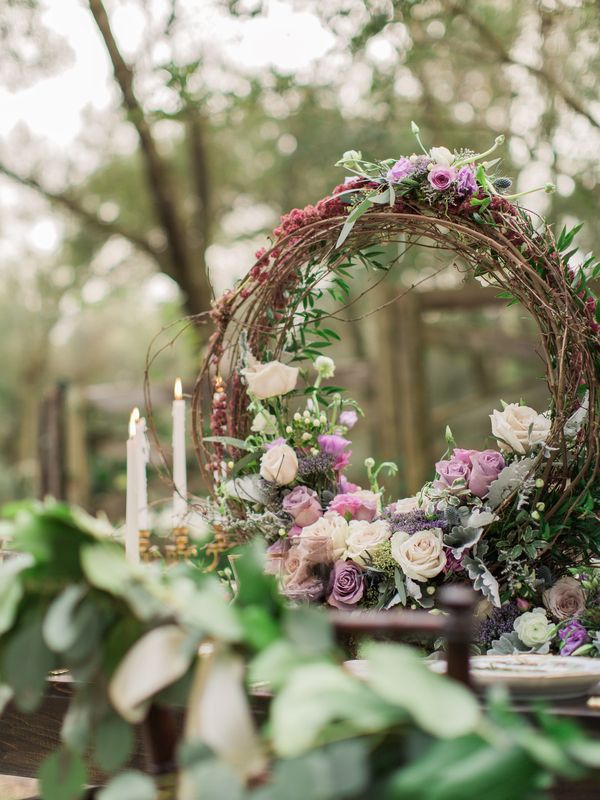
left=190, top=123, right=600, bottom=658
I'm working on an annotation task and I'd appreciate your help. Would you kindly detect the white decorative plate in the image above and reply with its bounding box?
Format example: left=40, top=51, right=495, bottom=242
left=344, top=655, right=600, bottom=700
left=429, top=654, right=600, bottom=700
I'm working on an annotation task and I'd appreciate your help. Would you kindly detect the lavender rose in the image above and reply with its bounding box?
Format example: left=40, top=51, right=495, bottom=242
left=559, top=620, right=590, bottom=656
left=386, top=157, right=414, bottom=183
left=282, top=485, right=323, bottom=528
left=326, top=560, right=365, bottom=609
left=468, top=450, right=506, bottom=498
left=428, top=165, right=456, bottom=191
left=543, top=576, right=587, bottom=621
left=456, top=166, right=477, bottom=195
left=434, top=458, right=470, bottom=492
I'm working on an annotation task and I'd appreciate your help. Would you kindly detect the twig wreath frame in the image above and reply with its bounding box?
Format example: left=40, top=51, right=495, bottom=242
left=186, top=128, right=599, bottom=619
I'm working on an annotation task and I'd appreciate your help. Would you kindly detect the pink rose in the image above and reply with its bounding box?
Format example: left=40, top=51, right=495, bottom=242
left=282, top=485, right=323, bottom=528
left=468, top=450, right=506, bottom=498
left=427, top=165, right=456, bottom=191
left=328, top=490, right=380, bottom=522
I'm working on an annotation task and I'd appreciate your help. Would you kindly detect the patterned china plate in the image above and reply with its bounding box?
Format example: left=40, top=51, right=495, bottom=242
left=344, top=655, right=600, bottom=700
left=429, top=654, right=600, bottom=699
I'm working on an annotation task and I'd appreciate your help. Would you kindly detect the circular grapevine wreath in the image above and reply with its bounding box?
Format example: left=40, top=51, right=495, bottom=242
left=191, top=131, right=600, bottom=578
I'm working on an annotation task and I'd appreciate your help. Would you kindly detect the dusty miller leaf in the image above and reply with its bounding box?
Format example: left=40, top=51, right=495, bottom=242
left=487, top=458, right=536, bottom=510
left=461, top=555, right=501, bottom=607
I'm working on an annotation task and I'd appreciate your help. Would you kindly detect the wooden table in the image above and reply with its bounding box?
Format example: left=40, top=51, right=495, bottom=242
left=2, top=677, right=599, bottom=798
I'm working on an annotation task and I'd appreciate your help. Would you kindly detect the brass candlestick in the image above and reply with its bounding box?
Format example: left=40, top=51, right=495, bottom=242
left=139, top=530, right=151, bottom=562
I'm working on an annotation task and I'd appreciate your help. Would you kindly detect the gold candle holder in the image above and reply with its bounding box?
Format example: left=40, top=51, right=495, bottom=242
left=139, top=530, right=151, bottom=562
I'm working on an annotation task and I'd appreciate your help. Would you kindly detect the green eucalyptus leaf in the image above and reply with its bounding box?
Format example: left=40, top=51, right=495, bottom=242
left=61, top=693, right=92, bottom=753
left=39, top=749, right=87, bottom=800
left=93, top=712, right=134, bottom=772
left=180, top=758, right=243, bottom=800
left=43, top=584, right=88, bottom=652
left=362, top=643, right=480, bottom=738
left=97, top=771, right=156, bottom=800
left=2, top=609, right=56, bottom=711
left=0, top=554, right=32, bottom=635
left=81, top=542, right=133, bottom=596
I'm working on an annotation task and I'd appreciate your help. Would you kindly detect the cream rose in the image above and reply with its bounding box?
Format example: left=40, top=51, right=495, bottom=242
left=490, top=403, right=551, bottom=455
left=301, top=512, right=349, bottom=561
left=388, top=496, right=419, bottom=515
left=259, top=444, right=298, bottom=485
left=429, top=146, right=455, bottom=166
left=391, top=527, right=447, bottom=582
left=344, top=519, right=391, bottom=566
left=242, top=360, right=298, bottom=400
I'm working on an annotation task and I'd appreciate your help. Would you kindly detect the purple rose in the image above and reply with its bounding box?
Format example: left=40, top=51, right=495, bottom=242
left=327, top=560, right=365, bottom=609
left=434, top=458, right=470, bottom=492
left=318, top=434, right=351, bottom=456
left=452, top=448, right=476, bottom=466
left=339, top=410, right=358, bottom=429
left=456, top=166, right=477, bottom=196
left=468, top=450, right=506, bottom=498
left=282, top=485, right=323, bottom=528
left=559, top=620, right=590, bottom=656
left=428, top=166, right=456, bottom=191
left=386, top=157, right=414, bottom=183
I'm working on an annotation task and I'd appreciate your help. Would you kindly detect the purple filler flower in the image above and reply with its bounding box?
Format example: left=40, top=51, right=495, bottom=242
left=457, top=166, right=477, bottom=196
left=386, top=157, right=414, bottom=183
left=428, top=165, right=457, bottom=191
left=339, top=410, right=359, bottom=429
left=318, top=434, right=350, bottom=456
left=559, top=620, right=590, bottom=656
left=327, top=560, right=365, bottom=609
left=468, top=450, right=506, bottom=498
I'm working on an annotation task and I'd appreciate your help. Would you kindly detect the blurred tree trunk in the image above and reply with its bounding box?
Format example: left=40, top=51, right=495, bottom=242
left=88, top=0, right=212, bottom=320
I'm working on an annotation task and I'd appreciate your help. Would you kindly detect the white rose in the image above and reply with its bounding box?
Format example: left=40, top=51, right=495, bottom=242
left=251, top=410, right=278, bottom=435
left=314, top=355, right=335, bottom=379
left=388, top=496, right=419, bottom=515
left=490, top=403, right=551, bottom=455
left=391, top=527, right=447, bottom=582
left=242, top=360, right=298, bottom=400
left=301, top=512, right=349, bottom=561
left=344, top=519, right=391, bottom=566
left=260, top=444, right=298, bottom=485
left=514, top=607, right=552, bottom=649
left=429, top=146, right=455, bottom=166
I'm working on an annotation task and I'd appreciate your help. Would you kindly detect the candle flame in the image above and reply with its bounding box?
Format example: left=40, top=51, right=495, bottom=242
left=129, top=407, right=140, bottom=438
left=174, top=377, right=183, bottom=400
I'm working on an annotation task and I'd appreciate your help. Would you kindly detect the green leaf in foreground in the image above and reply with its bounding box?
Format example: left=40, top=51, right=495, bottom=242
left=2, top=609, right=55, bottom=711
left=362, top=643, right=480, bottom=738
left=39, top=749, right=87, bottom=800
left=97, top=771, right=157, bottom=800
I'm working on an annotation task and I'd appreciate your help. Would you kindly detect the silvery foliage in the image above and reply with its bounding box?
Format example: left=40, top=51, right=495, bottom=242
left=462, top=543, right=501, bottom=608
left=487, top=456, right=537, bottom=510
left=487, top=630, right=551, bottom=656
left=443, top=507, right=497, bottom=558
left=564, top=392, right=589, bottom=440
left=405, top=576, right=434, bottom=609
left=592, top=631, right=600, bottom=657
left=224, top=474, right=270, bottom=506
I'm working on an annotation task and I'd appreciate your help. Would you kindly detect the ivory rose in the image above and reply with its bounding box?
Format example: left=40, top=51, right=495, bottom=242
left=429, top=146, right=455, bottom=166
left=387, top=496, right=419, bottom=515
left=344, top=519, right=392, bottom=566
left=513, top=608, right=552, bottom=649
left=391, top=527, right=447, bottom=582
left=242, top=359, right=298, bottom=400
left=300, top=512, right=349, bottom=561
left=260, top=444, right=298, bottom=485
left=251, top=410, right=278, bottom=435
left=543, top=577, right=586, bottom=621
left=490, top=403, right=551, bottom=455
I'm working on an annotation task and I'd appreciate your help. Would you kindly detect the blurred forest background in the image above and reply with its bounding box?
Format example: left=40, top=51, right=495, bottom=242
left=1, top=0, right=600, bottom=523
